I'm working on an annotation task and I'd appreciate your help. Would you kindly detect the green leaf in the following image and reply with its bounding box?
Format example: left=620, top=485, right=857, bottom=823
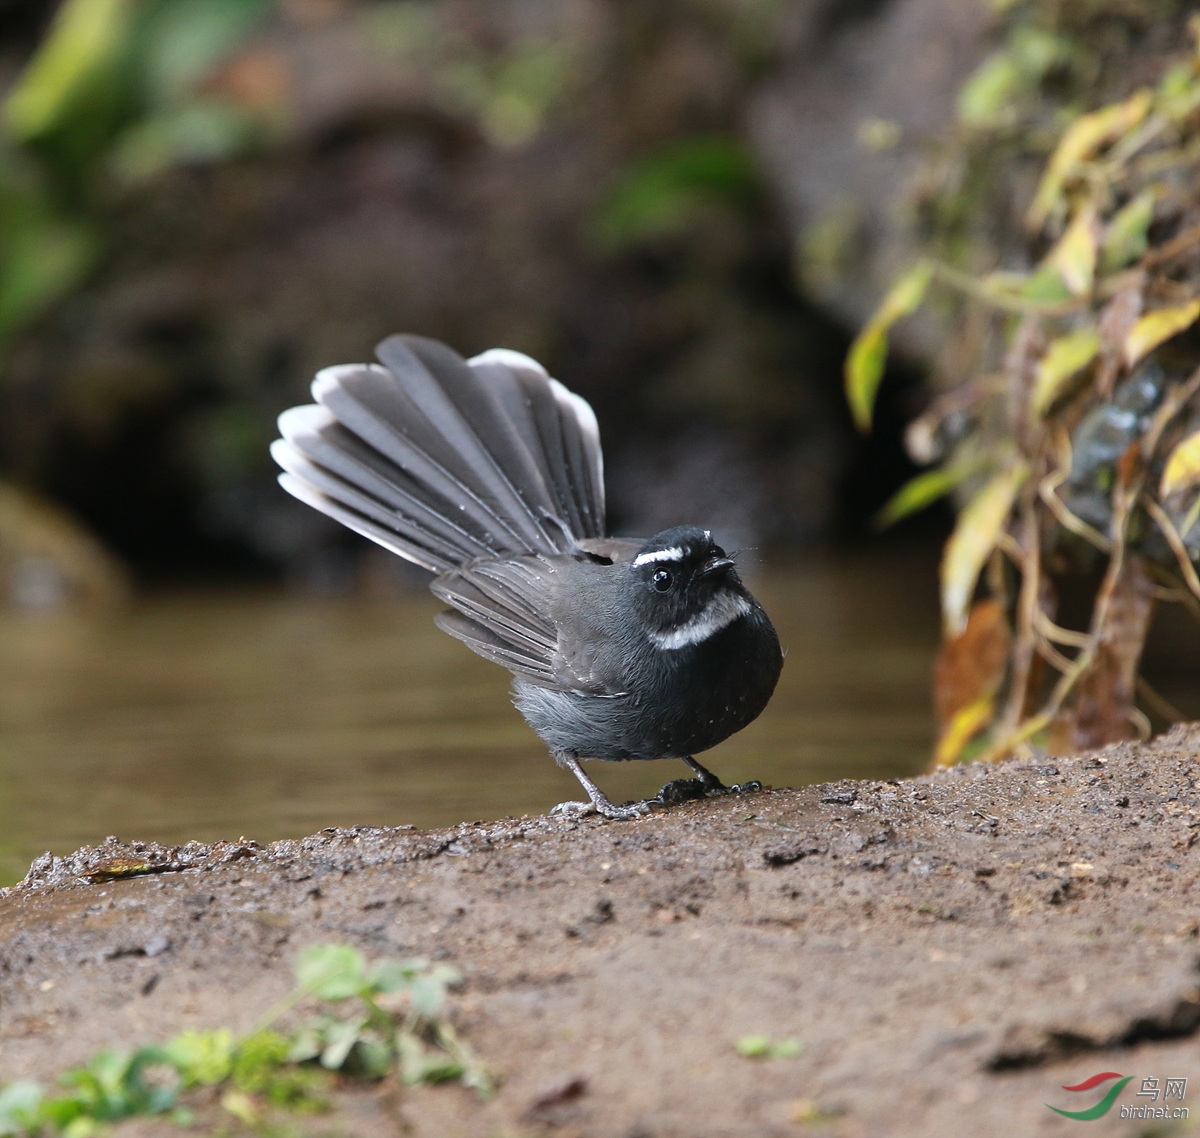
left=396, top=1035, right=463, bottom=1085
left=367, top=958, right=420, bottom=995
left=1020, top=264, right=1072, bottom=303
left=410, top=973, right=451, bottom=1018
left=286, top=1025, right=324, bottom=1064
left=3, top=0, right=131, bottom=140
left=135, top=0, right=270, bottom=107
left=957, top=52, right=1020, bottom=128
left=108, top=102, right=259, bottom=184
left=0, top=210, right=99, bottom=348
left=318, top=1017, right=366, bottom=1070
left=941, top=464, right=1027, bottom=636
left=734, top=1034, right=801, bottom=1059
left=875, top=465, right=973, bottom=529
left=1100, top=190, right=1154, bottom=272
left=0, top=1081, right=44, bottom=1137
left=845, top=262, right=933, bottom=432
left=230, top=1030, right=290, bottom=1092
left=296, top=944, right=366, bottom=1001
left=163, top=1029, right=234, bottom=1087
left=1007, top=25, right=1071, bottom=79
left=1032, top=327, right=1100, bottom=416
left=591, top=137, right=763, bottom=249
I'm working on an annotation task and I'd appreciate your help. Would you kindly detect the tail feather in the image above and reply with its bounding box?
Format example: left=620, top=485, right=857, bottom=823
left=272, top=335, right=606, bottom=571
left=271, top=413, right=495, bottom=571
left=311, top=359, right=548, bottom=554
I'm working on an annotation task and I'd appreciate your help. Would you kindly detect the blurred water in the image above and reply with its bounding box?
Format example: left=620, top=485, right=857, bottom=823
left=0, top=552, right=943, bottom=884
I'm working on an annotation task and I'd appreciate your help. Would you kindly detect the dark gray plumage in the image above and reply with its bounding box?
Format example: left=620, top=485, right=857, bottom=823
left=272, top=335, right=782, bottom=819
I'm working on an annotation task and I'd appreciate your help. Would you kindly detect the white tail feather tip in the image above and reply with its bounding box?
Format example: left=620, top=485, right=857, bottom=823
left=468, top=347, right=550, bottom=376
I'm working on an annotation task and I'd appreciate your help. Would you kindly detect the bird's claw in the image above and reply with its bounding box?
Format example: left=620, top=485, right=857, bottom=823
left=550, top=797, right=657, bottom=821
left=651, top=776, right=762, bottom=807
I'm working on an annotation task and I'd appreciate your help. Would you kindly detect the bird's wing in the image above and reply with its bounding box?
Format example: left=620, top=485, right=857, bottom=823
left=431, top=557, right=624, bottom=695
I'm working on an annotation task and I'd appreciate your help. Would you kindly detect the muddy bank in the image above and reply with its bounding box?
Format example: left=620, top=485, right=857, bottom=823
left=2, top=728, right=1199, bottom=1137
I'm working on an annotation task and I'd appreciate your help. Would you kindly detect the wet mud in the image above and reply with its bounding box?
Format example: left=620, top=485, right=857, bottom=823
left=2, top=727, right=1200, bottom=1136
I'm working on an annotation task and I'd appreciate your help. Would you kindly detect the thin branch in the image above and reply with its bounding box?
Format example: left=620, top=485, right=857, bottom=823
left=1143, top=496, right=1200, bottom=602
left=1033, top=608, right=1091, bottom=648
left=981, top=466, right=1143, bottom=763
left=1141, top=364, right=1200, bottom=464
left=929, top=261, right=1083, bottom=317
left=1141, top=218, right=1200, bottom=270
left=993, top=492, right=1042, bottom=743
left=1033, top=630, right=1076, bottom=675
left=1146, top=562, right=1200, bottom=624
left=1128, top=706, right=1153, bottom=742
left=1039, top=426, right=1113, bottom=553
left=1136, top=675, right=1186, bottom=723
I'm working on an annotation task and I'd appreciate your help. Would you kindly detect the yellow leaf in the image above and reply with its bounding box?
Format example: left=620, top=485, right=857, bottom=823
left=1032, top=327, right=1100, bottom=416
left=940, top=464, right=1026, bottom=636
left=1045, top=206, right=1097, bottom=296
left=933, top=695, right=993, bottom=768
left=1123, top=298, right=1200, bottom=367
left=1027, top=90, right=1153, bottom=229
left=221, top=1089, right=260, bottom=1126
left=1160, top=430, right=1200, bottom=498
left=4, top=0, right=130, bottom=140
left=844, top=262, right=933, bottom=431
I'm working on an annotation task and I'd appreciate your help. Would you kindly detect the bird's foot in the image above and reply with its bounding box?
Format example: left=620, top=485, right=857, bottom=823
left=550, top=797, right=656, bottom=821
left=651, top=776, right=762, bottom=807
left=652, top=778, right=711, bottom=807
left=729, top=780, right=763, bottom=794
left=676, top=757, right=763, bottom=801
left=554, top=754, right=661, bottom=821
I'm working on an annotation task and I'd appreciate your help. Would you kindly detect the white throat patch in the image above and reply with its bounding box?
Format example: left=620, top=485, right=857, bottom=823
left=649, top=591, right=752, bottom=650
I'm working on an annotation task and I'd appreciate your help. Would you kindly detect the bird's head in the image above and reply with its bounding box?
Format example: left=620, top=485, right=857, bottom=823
left=628, top=526, right=750, bottom=650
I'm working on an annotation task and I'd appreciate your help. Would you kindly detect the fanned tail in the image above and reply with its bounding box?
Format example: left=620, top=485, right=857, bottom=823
left=270, top=335, right=606, bottom=573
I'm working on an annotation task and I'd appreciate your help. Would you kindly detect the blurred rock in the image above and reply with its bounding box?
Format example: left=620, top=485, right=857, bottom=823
left=0, top=481, right=129, bottom=612
left=749, top=0, right=992, bottom=354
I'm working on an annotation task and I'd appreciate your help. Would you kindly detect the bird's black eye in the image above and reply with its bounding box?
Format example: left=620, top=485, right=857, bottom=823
left=652, top=568, right=673, bottom=592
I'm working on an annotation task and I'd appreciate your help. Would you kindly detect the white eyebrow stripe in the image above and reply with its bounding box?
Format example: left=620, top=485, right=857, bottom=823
left=633, top=547, right=685, bottom=566
left=649, top=592, right=751, bottom=650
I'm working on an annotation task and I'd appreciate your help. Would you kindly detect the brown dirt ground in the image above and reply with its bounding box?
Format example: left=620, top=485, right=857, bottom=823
left=2, top=726, right=1200, bottom=1138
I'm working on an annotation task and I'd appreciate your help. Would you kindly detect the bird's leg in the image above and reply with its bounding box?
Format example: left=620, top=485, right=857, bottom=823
left=551, top=755, right=656, bottom=821
left=682, top=756, right=728, bottom=791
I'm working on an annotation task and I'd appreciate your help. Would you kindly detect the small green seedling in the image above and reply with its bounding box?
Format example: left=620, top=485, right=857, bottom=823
left=735, top=1035, right=802, bottom=1059
left=0, top=942, right=491, bottom=1137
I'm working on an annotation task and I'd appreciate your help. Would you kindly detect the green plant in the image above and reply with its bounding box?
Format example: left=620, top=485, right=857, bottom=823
left=846, top=8, right=1200, bottom=766
left=734, top=1034, right=802, bottom=1059
left=0, top=943, right=491, bottom=1136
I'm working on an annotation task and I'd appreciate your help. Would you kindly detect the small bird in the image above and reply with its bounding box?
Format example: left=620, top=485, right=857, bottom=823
left=271, top=335, right=783, bottom=819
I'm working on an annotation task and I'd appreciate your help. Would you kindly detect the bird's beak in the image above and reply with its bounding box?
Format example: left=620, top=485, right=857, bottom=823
left=696, top=556, right=735, bottom=579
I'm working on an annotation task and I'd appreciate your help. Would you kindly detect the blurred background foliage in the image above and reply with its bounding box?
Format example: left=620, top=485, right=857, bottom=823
left=0, top=0, right=860, bottom=608
left=0, top=0, right=1196, bottom=657
left=846, top=0, right=1200, bottom=764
